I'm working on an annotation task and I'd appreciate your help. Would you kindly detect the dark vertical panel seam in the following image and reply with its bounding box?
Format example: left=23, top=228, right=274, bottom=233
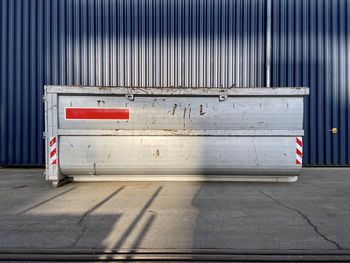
left=15, top=0, right=22, bottom=164
left=0, top=0, right=8, bottom=163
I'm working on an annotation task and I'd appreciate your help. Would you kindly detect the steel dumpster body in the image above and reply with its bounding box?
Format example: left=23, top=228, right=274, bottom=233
left=44, top=86, right=309, bottom=185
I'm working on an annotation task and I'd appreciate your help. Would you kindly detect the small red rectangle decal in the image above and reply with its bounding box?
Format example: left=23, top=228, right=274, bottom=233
left=65, top=108, right=129, bottom=120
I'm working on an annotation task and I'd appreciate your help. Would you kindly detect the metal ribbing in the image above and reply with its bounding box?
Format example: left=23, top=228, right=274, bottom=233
left=43, top=0, right=265, bottom=88
left=271, top=0, right=350, bottom=165
left=0, top=0, right=266, bottom=165
left=1, top=0, right=45, bottom=165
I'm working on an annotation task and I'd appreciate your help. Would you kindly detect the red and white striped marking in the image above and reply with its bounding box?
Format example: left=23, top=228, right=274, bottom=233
left=50, top=136, right=57, bottom=165
left=65, top=107, right=129, bottom=120
left=296, top=137, right=303, bottom=165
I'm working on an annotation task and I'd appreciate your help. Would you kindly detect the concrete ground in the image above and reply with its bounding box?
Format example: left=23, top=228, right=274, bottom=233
left=0, top=168, right=349, bottom=250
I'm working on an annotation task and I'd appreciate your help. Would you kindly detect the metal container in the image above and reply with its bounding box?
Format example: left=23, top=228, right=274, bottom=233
left=44, top=86, right=309, bottom=186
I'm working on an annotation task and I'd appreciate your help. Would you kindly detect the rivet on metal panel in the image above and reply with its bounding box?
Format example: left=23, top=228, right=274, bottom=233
left=126, top=94, right=134, bottom=101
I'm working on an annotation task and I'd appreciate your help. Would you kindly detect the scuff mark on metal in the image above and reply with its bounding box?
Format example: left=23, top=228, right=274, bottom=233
left=47, top=104, right=57, bottom=111
left=200, top=105, right=206, bottom=116
left=90, top=163, right=97, bottom=176
left=153, top=149, right=160, bottom=157
left=136, top=87, right=148, bottom=93
left=253, top=145, right=259, bottom=167
left=172, top=104, right=178, bottom=115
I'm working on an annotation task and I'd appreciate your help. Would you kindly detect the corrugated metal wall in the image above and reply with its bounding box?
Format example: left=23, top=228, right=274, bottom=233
left=0, top=0, right=349, bottom=166
left=0, top=0, right=266, bottom=165
left=271, top=0, right=350, bottom=165
left=1, top=0, right=45, bottom=165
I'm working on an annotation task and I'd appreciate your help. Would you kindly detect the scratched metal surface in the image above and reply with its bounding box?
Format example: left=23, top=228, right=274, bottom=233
left=58, top=95, right=304, bottom=130
left=45, top=86, right=307, bottom=179
left=59, top=136, right=299, bottom=176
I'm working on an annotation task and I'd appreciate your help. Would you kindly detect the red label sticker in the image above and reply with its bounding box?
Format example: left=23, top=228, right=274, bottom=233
left=65, top=108, right=129, bottom=120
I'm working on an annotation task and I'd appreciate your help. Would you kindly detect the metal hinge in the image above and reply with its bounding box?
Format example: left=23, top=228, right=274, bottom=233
left=43, top=132, right=47, bottom=139
left=126, top=94, right=134, bottom=101
left=42, top=95, right=46, bottom=102
left=219, top=90, right=228, bottom=101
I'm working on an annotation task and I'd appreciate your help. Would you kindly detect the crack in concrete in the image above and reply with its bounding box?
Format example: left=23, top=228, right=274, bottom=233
left=254, top=187, right=343, bottom=250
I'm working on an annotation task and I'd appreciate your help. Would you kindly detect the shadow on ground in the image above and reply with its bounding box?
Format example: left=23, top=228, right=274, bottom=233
left=0, top=168, right=349, bottom=250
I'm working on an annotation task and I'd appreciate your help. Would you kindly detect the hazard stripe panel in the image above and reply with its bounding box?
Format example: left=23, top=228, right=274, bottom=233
left=50, top=136, right=57, bottom=165
left=296, top=137, right=303, bottom=165
left=50, top=148, right=56, bottom=158
left=296, top=137, right=302, bottom=147
left=50, top=136, right=56, bottom=147
left=65, top=108, right=129, bottom=120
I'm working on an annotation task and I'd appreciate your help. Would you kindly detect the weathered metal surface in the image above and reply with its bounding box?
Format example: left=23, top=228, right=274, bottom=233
left=46, top=86, right=309, bottom=96
left=45, top=86, right=308, bottom=182
left=59, top=136, right=300, bottom=176
left=57, top=95, right=305, bottom=131
left=57, top=130, right=304, bottom=136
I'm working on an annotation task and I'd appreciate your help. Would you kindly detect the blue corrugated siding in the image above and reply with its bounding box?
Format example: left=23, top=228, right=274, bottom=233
left=1, top=0, right=46, bottom=164
left=0, top=0, right=349, bottom=166
left=271, top=0, right=350, bottom=165
left=0, top=0, right=266, bottom=165
left=43, top=0, right=266, bottom=87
